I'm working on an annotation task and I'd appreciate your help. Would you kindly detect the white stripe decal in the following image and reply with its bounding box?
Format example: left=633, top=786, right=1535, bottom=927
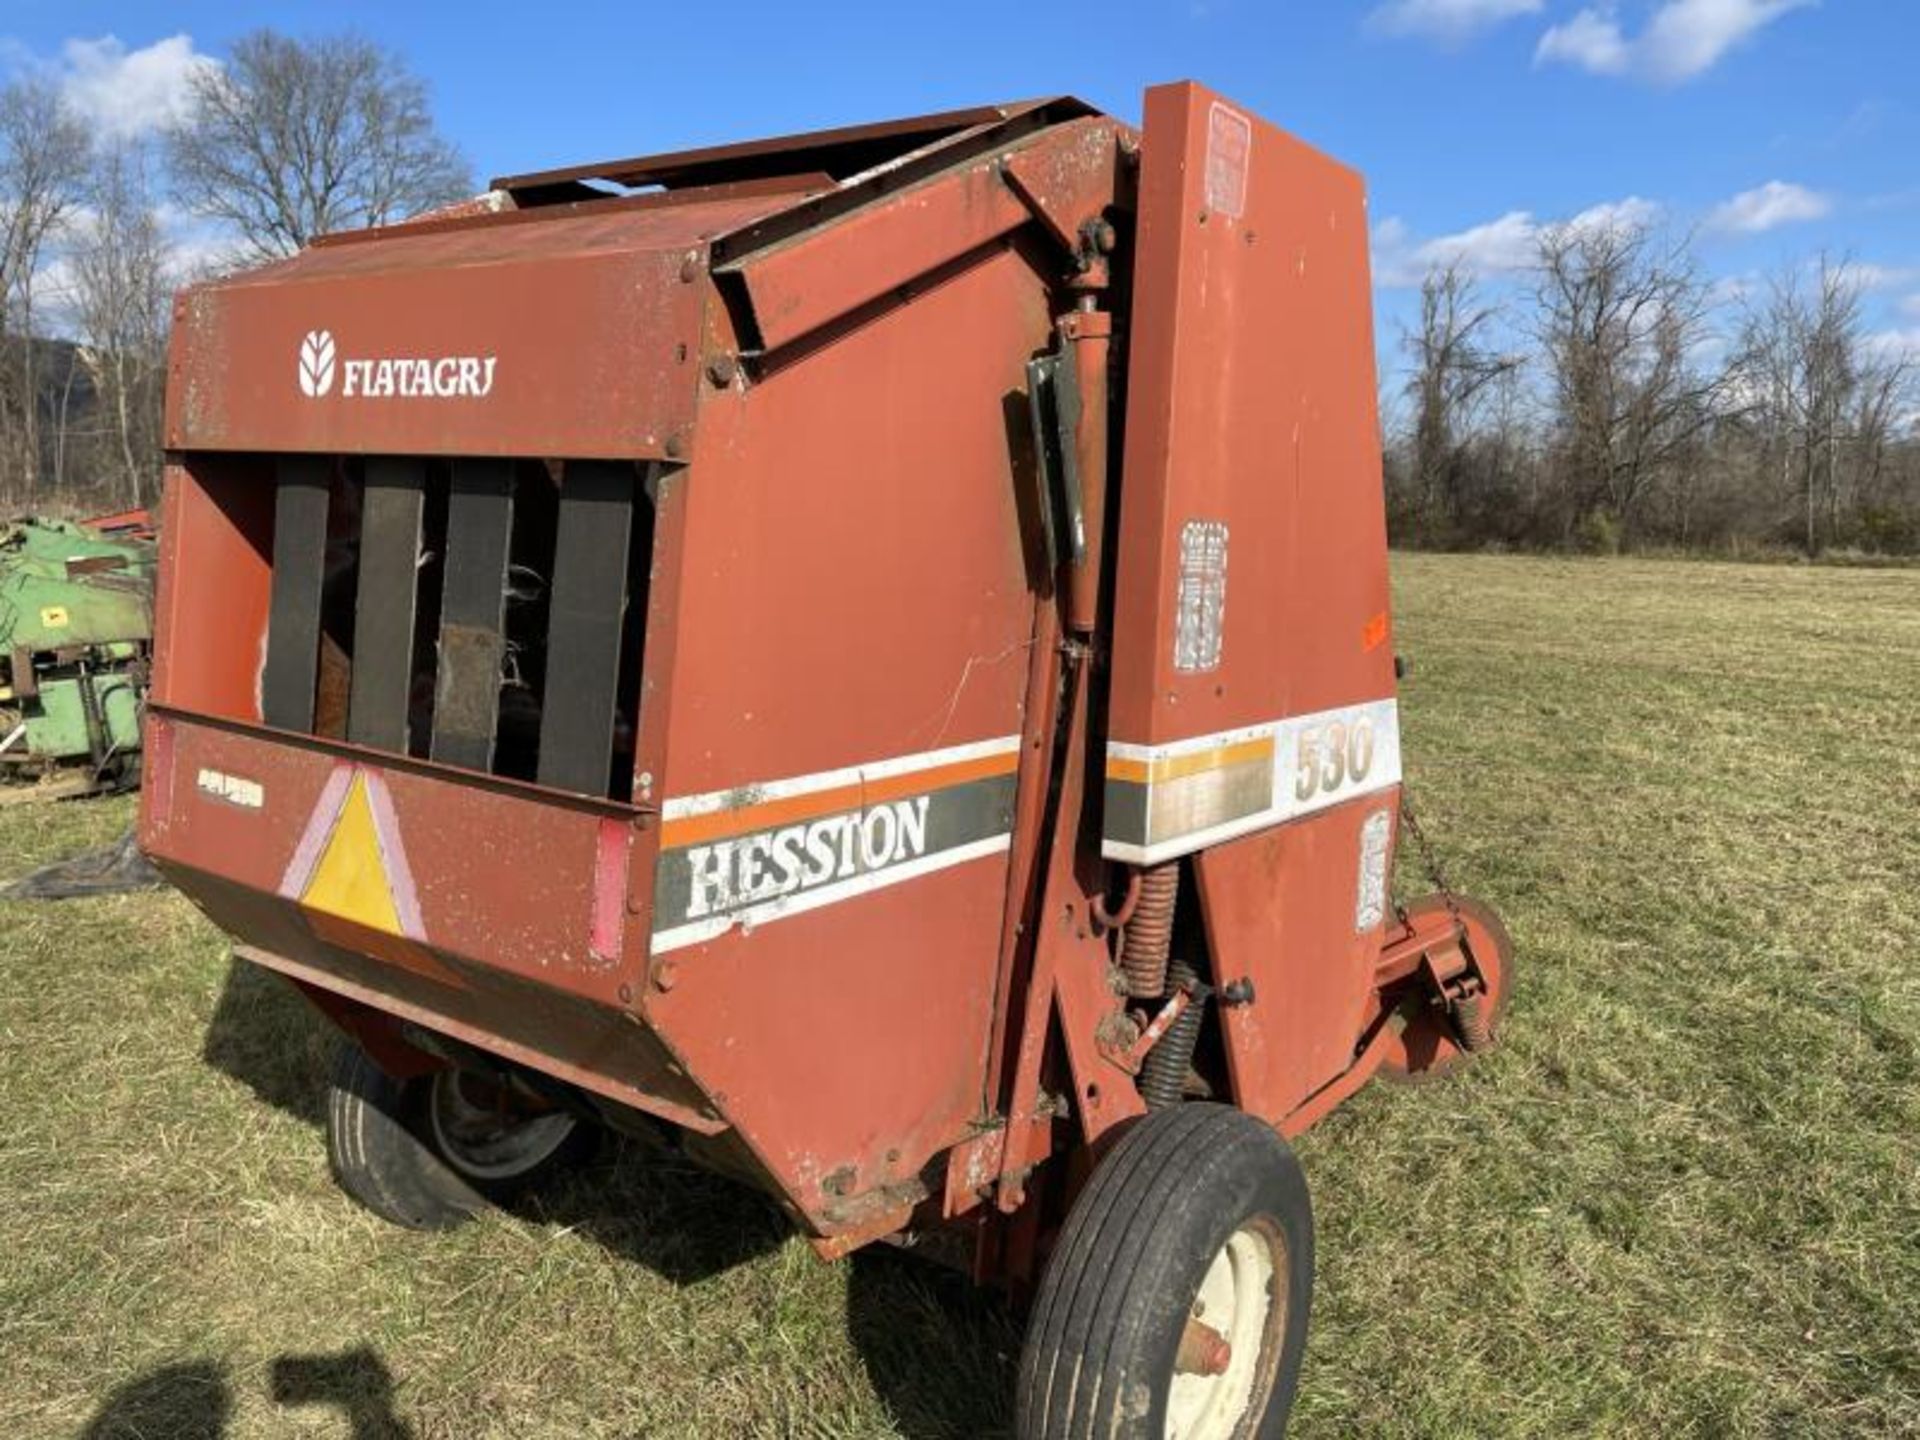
left=661, top=733, right=1022, bottom=822
left=1106, top=720, right=1279, bottom=764
left=1105, top=698, right=1402, bottom=865
left=651, top=832, right=1011, bottom=954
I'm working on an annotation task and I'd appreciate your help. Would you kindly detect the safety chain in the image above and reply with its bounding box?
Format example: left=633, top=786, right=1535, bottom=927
left=1394, top=784, right=1462, bottom=930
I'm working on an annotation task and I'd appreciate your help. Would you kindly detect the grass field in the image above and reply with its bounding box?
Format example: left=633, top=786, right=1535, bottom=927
left=4, top=553, right=1918, bottom=1438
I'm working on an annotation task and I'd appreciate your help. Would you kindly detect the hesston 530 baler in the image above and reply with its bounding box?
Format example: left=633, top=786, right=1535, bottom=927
left=140, top=82, right=1511, bottom=1436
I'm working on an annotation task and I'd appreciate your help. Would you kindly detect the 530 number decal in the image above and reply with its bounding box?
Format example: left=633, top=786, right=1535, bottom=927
left=1293, top=716, right=1377, bottom=803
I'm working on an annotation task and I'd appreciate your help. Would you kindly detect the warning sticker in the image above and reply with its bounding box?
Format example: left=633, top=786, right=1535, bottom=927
left=1205, top=102, right=1252, bottom=219
left=279, top=763, right=464, bottom=988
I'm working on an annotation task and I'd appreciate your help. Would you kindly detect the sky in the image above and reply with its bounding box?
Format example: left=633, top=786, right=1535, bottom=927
left=7, top=0, right=1918, bottom=385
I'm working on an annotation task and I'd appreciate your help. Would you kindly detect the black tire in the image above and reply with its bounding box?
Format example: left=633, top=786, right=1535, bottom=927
left=324, top=1041, right=593, bottom=1231
left=1017, top=1104, right=1314, bottom=1439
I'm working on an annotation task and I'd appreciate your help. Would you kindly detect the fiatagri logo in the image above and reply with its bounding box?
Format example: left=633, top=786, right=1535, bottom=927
left=297, top=329, right=496, bottom=400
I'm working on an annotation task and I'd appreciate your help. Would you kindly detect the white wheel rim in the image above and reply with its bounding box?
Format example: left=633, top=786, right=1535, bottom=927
left=428, top=1071, right=577, bottom=1181
left=1165, top=1220, right=1286, bottom=1439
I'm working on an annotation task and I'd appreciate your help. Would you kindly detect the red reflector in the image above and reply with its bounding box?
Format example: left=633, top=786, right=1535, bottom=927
left=590, top=817, right=631, bottom=962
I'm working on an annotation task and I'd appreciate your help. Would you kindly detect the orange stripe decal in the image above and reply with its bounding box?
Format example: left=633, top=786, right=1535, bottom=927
left=1106, top=735, right=1273, bottom=786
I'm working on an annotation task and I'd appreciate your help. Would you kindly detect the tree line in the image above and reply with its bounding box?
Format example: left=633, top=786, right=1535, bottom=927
left=0, top=29, right=468, bottom=515
left=1387, top=225, right=1917, bottom=557
left=5, top=32, right=1914, bottom=558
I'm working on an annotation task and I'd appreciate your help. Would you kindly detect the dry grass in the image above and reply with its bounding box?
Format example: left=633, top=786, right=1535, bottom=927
left=3, top=553, right=1917, bottom=1437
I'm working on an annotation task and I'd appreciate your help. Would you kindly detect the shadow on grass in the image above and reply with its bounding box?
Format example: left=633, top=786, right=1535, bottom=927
left=270, top=1348, right=414, bottom=1438
left=198, top=956, right=788, bottom=1285
left=523, top=1142, right=1023, bottom=1433
left=844, top=1247, right=1022, bottom=1440
left=83, top=1348, right=411, bottom=1438
left=514, top=1133, right=791, bottom=1285
left=200, top=956, right=332, bottom=1126
left=195, top=960, right=1018, bottom=1432
left=82, top=1361, right=228, bottom=1439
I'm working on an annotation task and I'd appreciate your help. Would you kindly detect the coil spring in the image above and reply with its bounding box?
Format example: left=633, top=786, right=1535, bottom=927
left=1452, top=992, right=1493, bottom=1053
left=1118, top=863, right=1178, bottom=998
left=1139, top=960, right=1206, bottom=1110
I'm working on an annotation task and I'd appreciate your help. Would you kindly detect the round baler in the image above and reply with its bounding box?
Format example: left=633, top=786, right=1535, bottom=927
left=140, top=81, right=1510, bottom=1437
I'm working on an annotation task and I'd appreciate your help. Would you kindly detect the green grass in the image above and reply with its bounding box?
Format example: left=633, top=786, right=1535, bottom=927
left=4, top=554, right=1917, bottom=1437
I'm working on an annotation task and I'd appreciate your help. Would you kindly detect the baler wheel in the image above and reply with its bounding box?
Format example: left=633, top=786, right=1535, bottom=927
left=1380, top=894, right=1514, bottom=1084
left=1017, top=1104, right=1312, bottom=1439
left=325, top=1041, right=594, bottom=1230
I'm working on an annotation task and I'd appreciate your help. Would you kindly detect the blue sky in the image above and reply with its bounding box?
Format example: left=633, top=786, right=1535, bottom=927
left=9, top=0, right=1918, bottom=378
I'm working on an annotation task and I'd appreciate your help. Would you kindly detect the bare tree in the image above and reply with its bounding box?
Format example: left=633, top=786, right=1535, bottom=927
left=1383, top=235, right=1918, bottom=556
left=70, top=143, right=174, bottom=506
left=1400, top=262, right=1519, bottom=540
left=1731, top=259, right=1912, bottom=555
left=1533, top=219, right=1724, bottom=548
left=166, top=30, right=472, bottom=262
left=0, top=78, right=90, bottom=500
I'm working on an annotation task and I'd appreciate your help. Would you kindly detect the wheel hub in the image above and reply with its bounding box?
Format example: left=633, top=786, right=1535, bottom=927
left=1165, top=1219, right=1288, bottom=1439
left=427, top=1070, right=577, bottom=1181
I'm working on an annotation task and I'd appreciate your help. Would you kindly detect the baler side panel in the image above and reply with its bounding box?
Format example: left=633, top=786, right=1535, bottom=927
left=1193, top=796, right=1398, bottom=1119
left=1109, top=80, right=1394, bottom=757
left=147, top=457, right=274, bottom=725
left=638, top=243, right=1050, bottom=1234
left=1107, top=83, right=1398, bottom=1120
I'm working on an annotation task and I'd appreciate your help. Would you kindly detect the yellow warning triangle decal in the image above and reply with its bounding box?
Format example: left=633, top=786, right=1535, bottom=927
left=301, top=773, right=404, bottom=935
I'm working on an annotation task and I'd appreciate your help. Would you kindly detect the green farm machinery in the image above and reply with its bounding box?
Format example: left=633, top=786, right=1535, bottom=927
left=0, top=516, right=154, bottom=801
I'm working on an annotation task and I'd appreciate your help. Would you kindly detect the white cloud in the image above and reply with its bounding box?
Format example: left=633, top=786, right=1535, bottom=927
left=39, top=196, right=235, bottom=336
left=42, top=34, right=215, bottom=141
left=1536, top=8, right=1633, bottom=72
left=1538, top=0, right=1812, bottom=84
left=1841, top=264, right=1920, bottom=293
left=1373, top=195, right=1660, bottom=286
left=1565, top=195, right=1664, bottom=235
left=1707, top=180, right=1832, bottom=233
left=1640, top=0, right=1814, bottom=82
left=1415, top=210, right=1543, bottom=275
left=1864, top=328, right=1920, bottom=366
left=1901, top=294, right=1920, bottom=320
left=1368, top=0, right=1543, bottom=43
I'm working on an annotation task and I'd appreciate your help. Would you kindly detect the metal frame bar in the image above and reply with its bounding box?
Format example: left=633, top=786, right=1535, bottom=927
left=536, top=461, right=636, bottom=796
left=431, top=458, right=516, bottom=771
left=347, top=458, right=426, bottom=752
left=260, top=456, right=331, bottom=732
